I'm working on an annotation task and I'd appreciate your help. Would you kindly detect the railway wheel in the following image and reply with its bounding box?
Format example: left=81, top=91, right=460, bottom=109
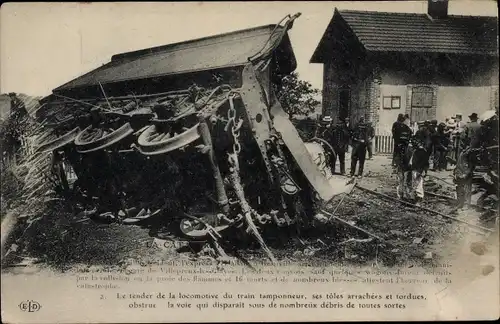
left=136, top=113, right=200, bottom=155
left=74, top=123, right=134, bottom=153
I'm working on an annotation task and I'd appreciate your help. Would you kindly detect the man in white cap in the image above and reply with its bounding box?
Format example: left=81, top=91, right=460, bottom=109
left=445, top=117, right=456, bottom=131
left=445, top=116, right=456, bottom=147
left=317, top=115, right=332, bottom=138
left=318, top=116, right=335, bottom=173
left=322, top=116, right=333, bottom=124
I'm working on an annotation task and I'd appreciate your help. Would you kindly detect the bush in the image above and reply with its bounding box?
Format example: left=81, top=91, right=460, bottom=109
left=292, top=118, right=319, bottom=142
left=0, top=168, right=23, bottom=218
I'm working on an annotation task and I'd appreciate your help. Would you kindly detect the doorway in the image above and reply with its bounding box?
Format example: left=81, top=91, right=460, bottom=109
left=410, top=86, right=435, bottom=122
left=338, top=87, right=350, bottom=121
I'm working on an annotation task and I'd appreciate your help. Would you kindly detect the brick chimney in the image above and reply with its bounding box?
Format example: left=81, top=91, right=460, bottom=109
left=428, top=0, right=449, bottom=19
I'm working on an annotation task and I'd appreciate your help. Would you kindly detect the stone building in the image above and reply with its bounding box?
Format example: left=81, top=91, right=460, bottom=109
left=310, top=0, right=498, bottom=133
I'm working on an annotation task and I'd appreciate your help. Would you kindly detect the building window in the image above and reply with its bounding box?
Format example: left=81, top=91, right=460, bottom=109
left=411, top=86, right=433, bottom=108
left=383, top=96, right=401, bottom=109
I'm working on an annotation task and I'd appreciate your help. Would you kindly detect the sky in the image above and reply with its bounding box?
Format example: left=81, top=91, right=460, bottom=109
left=1, top=1, right=498, bottom=97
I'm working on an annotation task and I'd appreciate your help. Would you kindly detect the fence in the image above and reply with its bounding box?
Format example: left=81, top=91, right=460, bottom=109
left=373, top=129, right=394, bottom=154
left=374, top=132, right=394, bottom=155
left=292, top=118, right=463, bottom=161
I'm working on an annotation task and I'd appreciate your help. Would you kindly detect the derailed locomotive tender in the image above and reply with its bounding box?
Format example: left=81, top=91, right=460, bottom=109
left=35, top=14, right=340, bottom=262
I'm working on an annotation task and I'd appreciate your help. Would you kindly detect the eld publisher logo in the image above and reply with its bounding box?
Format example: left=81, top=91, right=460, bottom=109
left=19, top=300, right=41, bottom=312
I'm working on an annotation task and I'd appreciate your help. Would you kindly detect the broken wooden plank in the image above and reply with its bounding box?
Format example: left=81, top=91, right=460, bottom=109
left=319, top=209, right=386, bottom=242
left=426, top=174, right=455, bottom=187
left=339, top=237, right=374, bottom=245
left=425, top=191, right=456, bottom=201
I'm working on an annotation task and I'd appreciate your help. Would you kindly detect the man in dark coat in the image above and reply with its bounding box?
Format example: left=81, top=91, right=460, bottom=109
left=433, top=122, right=450, bottom=171
left=349, top=117, right=369, bottom=177
left=422, top=120, right=433, bottom=152
left=366, top=121, right=375, bottom=160
left=404, top=128, right=430, bottom=204
left=462, top=112, right=482, bottom=149
left=413, top=121, right=431, bottom=175
left=330, top=118, right=350, bottom=175
left=428, top=119, right=438, bottom=169
left=391, top=114, right=404, bottom=167
left=393, top=114, right=411, bottom=168
left=394, top=118, right=413, bottom=200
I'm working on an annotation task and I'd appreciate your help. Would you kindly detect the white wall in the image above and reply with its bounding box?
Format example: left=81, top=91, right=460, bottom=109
left=376, top=85, right=493, bottom=133
left=377, top=85, right=407, bottom=133
left=436, top=86, right=492, bottom=122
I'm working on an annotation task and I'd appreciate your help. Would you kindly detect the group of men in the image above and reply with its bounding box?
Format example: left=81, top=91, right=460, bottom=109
left=394, top=116, right=453, bottom=172
left=391, top=111, right=489, bottom=205
left=453, top=110, right=498, bottom=209
left=318, top=116, right=375, bottom=178
left=316, top=109, right=494, bottom=208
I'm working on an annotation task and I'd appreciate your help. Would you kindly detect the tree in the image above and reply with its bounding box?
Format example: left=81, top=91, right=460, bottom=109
left=274, top=72, right=321, bottom=119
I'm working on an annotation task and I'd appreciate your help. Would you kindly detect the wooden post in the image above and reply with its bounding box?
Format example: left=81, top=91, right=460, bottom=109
left=198, top=118, right=229, bottom=214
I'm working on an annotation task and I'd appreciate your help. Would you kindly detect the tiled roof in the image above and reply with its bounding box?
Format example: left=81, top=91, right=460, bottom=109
left=55, top=25, right=292, bottom=92
left=311, top=9, right=498, bottom=62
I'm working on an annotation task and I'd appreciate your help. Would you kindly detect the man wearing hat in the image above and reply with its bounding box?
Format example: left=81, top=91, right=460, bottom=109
left=330, top=117, right=350, bottom=175
left=414, top=121, right=427, bottom=143
left=366, top=121, right=375, bottom=160
left=394, top=116, right=413, bottom=199
left=420, top=120, right=433, bottom=153
left=318, top=116, right=335, bottom=173
left=316, top=116, right=331, bottom=140
left=414, top=121, right=431, bottom=174
left=445, top=117, right=455, bottom=134
left=462, top=112, right=481, bottom=149
left=321, top=115, right=333, bottom=124
left=391, top=114, right=404, bottom=167
left=428, top=119, right=438, bottom=170
left=317, top=116, right=330, bottom=136
left=349, top=116, right=369, bottom=177
left=433, top=122, right=450, bottom=171
left=405, top=126, right=430, bottom=204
